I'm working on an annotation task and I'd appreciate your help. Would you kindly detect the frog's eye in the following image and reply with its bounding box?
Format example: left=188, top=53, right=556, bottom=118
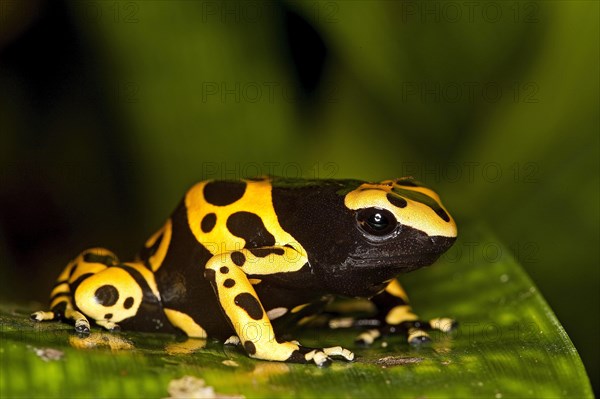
left=356, top=208, right=398, bottom=237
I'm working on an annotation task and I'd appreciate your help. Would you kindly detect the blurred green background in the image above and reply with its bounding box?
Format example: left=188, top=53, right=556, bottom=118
left=0, top=0, right=597, bottom=393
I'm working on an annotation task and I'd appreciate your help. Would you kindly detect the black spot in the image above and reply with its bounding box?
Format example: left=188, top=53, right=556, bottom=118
left=220, top=266, right=229, bottom=274
left=204, top=269, right=216, bottom=281
left=203, top=181, right=246, bottom=206
left=244, top=340, right=256, bottom=355
left=387, top=193, right=407, bottom=208
left=231, top=251, right=246, bottom=267
left=392, top=187, right=451, bottom=222
left=104, top=313, right=113, bottom=320
left=123, top=297, right=134, bottom=309
left=249, top=248, right=285, bottom=258
left=224, top=279, right=236, bottom=288
left=235, top=293, right=264, bottom=320
left=94, top=285, right=119, bottom=307
left=395, top=179, right=419, bottom=187
left=226, top=212, right=276, bottom=247
left=201, top=213, right=217, bottom=233
left=435, top=208, right=451, bottom=223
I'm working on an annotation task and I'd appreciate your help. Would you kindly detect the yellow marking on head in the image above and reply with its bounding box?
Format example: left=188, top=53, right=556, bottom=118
left=144, top=219, right=172, bottom=272
left=248, top=278, right=262, bottom=285
left=164, top=308, right=207, bottom=338
left=185, top=179, right=307, bottom=257
left=385, top=305, right=418, bottom=325
left=344, top=179, right=457, bottom=238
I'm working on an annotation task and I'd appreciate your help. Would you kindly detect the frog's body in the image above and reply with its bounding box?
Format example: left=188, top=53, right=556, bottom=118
left=33, top=177, right=457, bottom=366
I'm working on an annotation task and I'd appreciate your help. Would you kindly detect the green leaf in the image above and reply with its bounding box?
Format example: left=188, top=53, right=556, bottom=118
left=0, top=224, right=592, bottom=398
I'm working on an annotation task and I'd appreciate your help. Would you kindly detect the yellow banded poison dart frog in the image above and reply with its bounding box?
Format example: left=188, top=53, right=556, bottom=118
left=32, top=176, right=457, bottom=366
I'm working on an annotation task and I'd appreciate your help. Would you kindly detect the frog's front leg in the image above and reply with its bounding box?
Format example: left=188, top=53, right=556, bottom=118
left=204, top=248, right=354, bottom=366
left=334, top=280, right=456, bottom=346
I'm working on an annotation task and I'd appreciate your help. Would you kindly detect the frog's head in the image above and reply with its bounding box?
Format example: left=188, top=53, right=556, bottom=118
left=311, top=178, right=457, bottom=297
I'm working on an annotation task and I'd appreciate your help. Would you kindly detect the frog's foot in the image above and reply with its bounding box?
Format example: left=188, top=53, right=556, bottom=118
left=31, top=307, right=92, bottom=334
left=288, top=345, right=355, bottom=367
left=330, top=315, right=457, bottom=346
left=31, top=310, right=59, bottom=322
left=355, top=317, right=457, bottom=346
left=96, top=320, right=121, bottom=332
left=225, top=336, right=353, bottom=367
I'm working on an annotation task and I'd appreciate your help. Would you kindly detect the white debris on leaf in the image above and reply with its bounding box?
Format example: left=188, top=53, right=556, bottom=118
left=165, top=375, right=244, bottom=399
left=30, top=346, right=64, bottom=362
left=221, top=360, right=239, bottom=367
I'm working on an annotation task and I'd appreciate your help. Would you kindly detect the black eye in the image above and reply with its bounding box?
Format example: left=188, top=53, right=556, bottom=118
left=356, top=208, right=398, bottom=237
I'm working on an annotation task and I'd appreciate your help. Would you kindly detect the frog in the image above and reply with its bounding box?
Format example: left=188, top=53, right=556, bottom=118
left=32, top=176, right=457, bottom=366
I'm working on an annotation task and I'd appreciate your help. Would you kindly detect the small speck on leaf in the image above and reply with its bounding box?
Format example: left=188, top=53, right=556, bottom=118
left=31, top=347, right=64, bottom=362
left=166, top=375, right=244, bottom=399
left=222, top=360, right=239, bottom=367
left=373, top=356, right=423, bottom=368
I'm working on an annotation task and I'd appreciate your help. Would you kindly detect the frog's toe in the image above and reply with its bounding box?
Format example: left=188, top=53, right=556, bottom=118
left=323, top=346, right=355, bottom=361
left=288, top=347, right=331, bottom=367
left=329, top=317, right=356, bottom=329
left=355, top=328, right=381, bottom=346
left=305, top=349, right=332, bottom=367
left=96, top=320, right=121, bottom=332
left=31, top=310, right=56, bottom=322
left=74, top=318, right=91, bottom=334
left=289, top=345, right=353, bottom=366
left=430, top=317, right=458, bottom=333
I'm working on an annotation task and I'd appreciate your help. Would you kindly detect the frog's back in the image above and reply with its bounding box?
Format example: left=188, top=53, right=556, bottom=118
left=139, top=177, right=352, bottom=338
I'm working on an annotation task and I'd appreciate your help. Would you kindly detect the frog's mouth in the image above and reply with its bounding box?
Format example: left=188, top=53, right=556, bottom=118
left=346, top=235, right=456, bottom=270
left=323, top=234, right=456, bottom=297
left=345, top=253, right=443, bottom=271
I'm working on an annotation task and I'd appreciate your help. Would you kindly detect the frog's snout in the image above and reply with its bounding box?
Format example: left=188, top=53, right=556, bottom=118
left=429, top=235, right=457, bottom=254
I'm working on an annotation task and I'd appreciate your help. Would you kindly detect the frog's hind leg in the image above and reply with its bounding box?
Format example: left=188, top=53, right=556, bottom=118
left=31, top=248, right=120, bottom=334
